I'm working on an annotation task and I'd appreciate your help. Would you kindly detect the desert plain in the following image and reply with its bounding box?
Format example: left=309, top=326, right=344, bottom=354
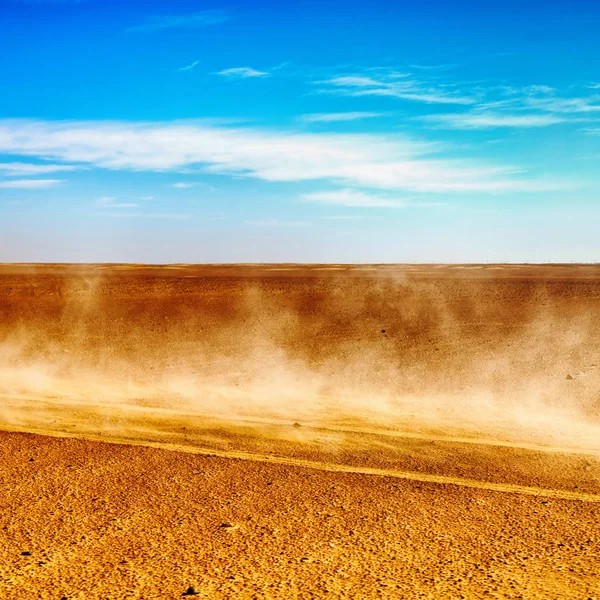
left=0, top=263, right=599, bottom=599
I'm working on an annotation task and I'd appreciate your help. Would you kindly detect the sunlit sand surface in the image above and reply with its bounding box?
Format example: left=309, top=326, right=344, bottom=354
left=1, top=264, right=599, bottom=598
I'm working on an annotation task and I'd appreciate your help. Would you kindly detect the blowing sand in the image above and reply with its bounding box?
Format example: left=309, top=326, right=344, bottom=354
left=0, top=264, right=599, bottom=598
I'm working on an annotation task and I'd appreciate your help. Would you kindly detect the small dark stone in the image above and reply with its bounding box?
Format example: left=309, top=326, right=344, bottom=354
left=381, top=329, right=386, bottom=333
left=293, top=422, right=302, bottom=428
left=566, top=374, right=574, bottom=380
left=20, top=551, right=32, bottom=556
left=28, top=458, right=34, bottom=462
left=183, top=586, right=199, bottom=596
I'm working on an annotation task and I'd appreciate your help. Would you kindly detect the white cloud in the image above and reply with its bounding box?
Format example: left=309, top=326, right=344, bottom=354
left=326, top=76, right=381, bottom=88
left=303, top=189, right=411, bottom=207
left=322, top=75, right=476, bottom=105
left=96, top=196, right=139, bottom=208
left=245, top=219, right=309, bottom=227
left=172, top=182, right=194, bottom=188
left=12, top=0, right=84, bottom=3
left=525, top=95, right=600, bottom=114
left=0, top=119, right=564, bottom=194
left=127, top=10, right=229, bottom=33
left=299, top=112, right=383, bottom=123
left=320, top=215, right=365, bottom=220
left=178, top=60, right=200, bottom=72
left=0, top=162, right=77, bottom=176
left=97, top=212, right=190, bottom=220
left=0, top=178, right=62, bottom=188
left=96, top=196, right=116, bottom=205
left=421, top=112, right=568, bottom=129
left=410, top=64, right=457, bottom=71
left=216, top=67, right=269, bottom=78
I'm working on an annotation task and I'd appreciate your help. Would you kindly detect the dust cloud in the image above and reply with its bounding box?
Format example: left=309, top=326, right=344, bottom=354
left=1, top=264, right=600, bottom=453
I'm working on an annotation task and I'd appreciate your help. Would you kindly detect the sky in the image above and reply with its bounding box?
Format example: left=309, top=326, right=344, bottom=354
left=0, top=0, right=599, bottom=263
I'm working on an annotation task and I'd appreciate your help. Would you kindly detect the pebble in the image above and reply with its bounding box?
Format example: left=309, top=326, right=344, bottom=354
left=183, top=586, right=199, bottom=596
left=182, top=585, right=198, bottom=596
left=566, top=374, right=574, bottom=380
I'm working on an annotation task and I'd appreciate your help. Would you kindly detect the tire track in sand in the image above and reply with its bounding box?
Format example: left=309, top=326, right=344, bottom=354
left=2, top=423, right=600, bottom=504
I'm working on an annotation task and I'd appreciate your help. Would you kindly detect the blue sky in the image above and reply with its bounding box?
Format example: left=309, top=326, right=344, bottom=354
left=1, top=0, right=599, bottom=262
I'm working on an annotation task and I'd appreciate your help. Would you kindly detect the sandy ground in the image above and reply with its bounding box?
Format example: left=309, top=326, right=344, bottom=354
left=1, top=431, right=599, bottom=600
left=1, top=264, right=599, bottom=598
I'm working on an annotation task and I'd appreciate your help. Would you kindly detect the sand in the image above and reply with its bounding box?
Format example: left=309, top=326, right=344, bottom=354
left=0, top=264, right=599, bottom=598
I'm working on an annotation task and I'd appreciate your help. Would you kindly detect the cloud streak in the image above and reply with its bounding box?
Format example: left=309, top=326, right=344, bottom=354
left=0, top=162, right=78, bottom=176
left=321, top=74, right=477, bottom=105
left=127, top=10, right=230, bottom=33
left=299, top=112, right=384, bottom=123
left=96, top=196, right=138, bottom=208
left=216, top=67, right=269, bottom=78
left=421, top=111, right=570, bottom=129
left=245, top=219, right=309, bottom=227
left=320, top=215, right=365, bottom=220
left=97, top=212, right=190, bottom=220
left=0, top=178, right=62, bottom=188
left=178, top=60, right=200, bottom=72
left=0, top=119, right=566, bottom=195
left=303, top=189, right=411, bottom=207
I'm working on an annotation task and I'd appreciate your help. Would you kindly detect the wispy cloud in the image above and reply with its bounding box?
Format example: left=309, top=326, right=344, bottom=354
left=96, top=196, right=116, bottom=204
left=127, top=10, right=230, bottom=33
left=421, top=111, right=569, bottom=129
left=321, top=74, right=477, bottom=105
left=320, top=215, right=365, bottom=220
left=0, top=119, right=566, bottom=194
left=298, top=112, right=384, bottom=123
left=245, top=219, right=309, bottom=227
left=410, top=64, right=457, bottom=71
left=97, top=212, right=190, bottom=220
left=13, top=0, right=85, bottom=3
left=216, top=67, right=269, bottom=78
left=413, top=81, right=600, bottom=129
left=96, top=196, right=138, bottom=208
left=303, top=189, right=411, bottom=207
left=0, top=162, right=77, bottom=176
left=524, top=95, right=600, bottom=114
left=0, top=178, right=62, bottom=188
left=178, top=60, right=200, bottom=72
left=172, top=182, right=194, bottom=189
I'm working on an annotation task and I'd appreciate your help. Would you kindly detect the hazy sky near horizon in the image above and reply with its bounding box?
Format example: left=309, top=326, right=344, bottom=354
left=1, top=0, right=599, bottom=263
